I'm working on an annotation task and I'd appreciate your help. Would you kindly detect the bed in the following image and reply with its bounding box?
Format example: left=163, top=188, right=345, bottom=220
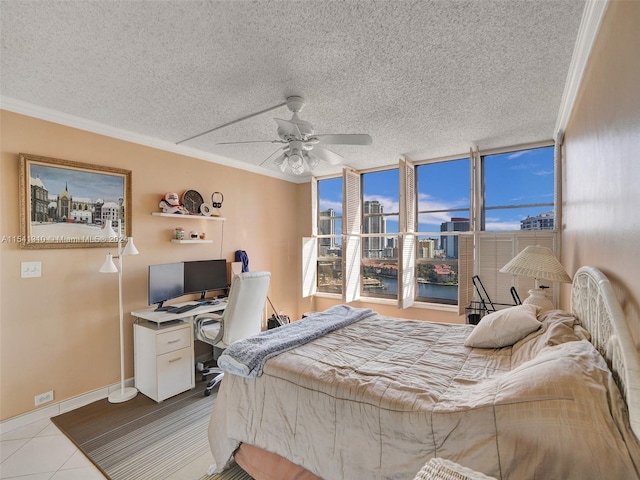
left=207, top=266, right=640, bottom=479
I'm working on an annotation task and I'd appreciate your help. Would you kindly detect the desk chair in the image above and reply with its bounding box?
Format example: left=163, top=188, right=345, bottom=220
left=194, top=271, right=270, bottom=396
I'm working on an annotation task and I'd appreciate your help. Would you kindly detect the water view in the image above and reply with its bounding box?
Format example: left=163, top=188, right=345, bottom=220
left=376, top=277, right=458, bottom=301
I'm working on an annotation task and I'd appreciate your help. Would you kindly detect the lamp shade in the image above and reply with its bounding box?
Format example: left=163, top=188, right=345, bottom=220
left=122, top=237, right=139, bottom=256
left=103, top=221, right=118, bottom=241
left=499, top=245, right=571, bottom=283
left=99, top=253, right=118, bottom=273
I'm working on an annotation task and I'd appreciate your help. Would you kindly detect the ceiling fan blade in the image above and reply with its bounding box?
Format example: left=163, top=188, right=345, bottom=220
left=217, top=139, right=286, bottom=145
left=274, top=118, right=302, bottom=138
left=313, top=134, right=373, bottom=146
left=176, top=100, right=287, bottom=145
left=312, top=146, right=345, bottom=165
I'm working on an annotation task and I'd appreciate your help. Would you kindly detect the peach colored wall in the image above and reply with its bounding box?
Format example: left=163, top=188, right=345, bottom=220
left=561, top=0, right=640, bottom=346
left=0, top=110, right=302, bottom=420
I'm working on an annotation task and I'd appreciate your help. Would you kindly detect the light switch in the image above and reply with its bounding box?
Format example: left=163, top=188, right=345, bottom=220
left=21, top=261, right=41, bottom=278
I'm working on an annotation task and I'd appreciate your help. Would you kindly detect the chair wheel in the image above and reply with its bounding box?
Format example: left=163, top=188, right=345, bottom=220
left=204, top=389, right=211, bottom=397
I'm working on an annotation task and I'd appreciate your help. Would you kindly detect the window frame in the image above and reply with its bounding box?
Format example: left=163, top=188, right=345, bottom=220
left=306, top=140, right=559, bottom=311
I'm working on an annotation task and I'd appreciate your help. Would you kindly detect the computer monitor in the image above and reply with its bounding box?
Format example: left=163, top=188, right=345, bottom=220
left=148, top=262, right=184, bottom=311
left=183, top=259, right=228, bottom=300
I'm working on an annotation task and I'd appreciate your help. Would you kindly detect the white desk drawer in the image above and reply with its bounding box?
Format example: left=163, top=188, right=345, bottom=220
left=156, top=327, right=191, bottom=355
left=157, top=347, right=193, bottom=400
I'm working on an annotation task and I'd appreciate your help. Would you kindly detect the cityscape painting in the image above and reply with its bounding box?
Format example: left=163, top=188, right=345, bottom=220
left=18, top=153, right=131, bottom=249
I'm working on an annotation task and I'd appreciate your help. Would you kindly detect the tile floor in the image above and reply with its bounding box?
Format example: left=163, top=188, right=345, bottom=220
left=0, top=417, right=106, bottom=480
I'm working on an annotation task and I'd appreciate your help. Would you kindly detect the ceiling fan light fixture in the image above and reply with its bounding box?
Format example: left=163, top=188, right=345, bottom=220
left=288, top=152, right=305, bottom=175
left=274, top=155, right=287, bottom=172
left=305, top=153, right=319, bottom=169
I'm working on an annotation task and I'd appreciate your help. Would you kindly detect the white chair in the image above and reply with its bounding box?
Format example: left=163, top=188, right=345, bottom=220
left=195, top=271, right=270, bottom=396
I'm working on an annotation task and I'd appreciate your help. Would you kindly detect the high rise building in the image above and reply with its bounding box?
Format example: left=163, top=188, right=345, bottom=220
left=417, top=238, right=437, bottom=259
left=521, top=211, right=554, bottom=230
left=363, top=200, right=386, bottom=258
left=318, top=208, right=337, bottom=255
left=440, top=217, right=469, bottom=258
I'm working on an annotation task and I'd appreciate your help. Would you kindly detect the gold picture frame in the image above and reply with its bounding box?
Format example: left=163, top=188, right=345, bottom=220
left=18, top=153, right=132, bottom=249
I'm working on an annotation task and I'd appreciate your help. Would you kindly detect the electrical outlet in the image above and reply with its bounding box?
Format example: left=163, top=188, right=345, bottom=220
left=35, top=390, right=54, bottom=406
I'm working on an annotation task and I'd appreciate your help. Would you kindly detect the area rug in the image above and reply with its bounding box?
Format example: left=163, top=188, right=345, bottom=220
left=52, top=379, right=252, bottom=480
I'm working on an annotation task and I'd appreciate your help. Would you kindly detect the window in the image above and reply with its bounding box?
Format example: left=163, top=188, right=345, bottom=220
left=415, top=158, right=470, bottom=304
left=482, top=146, right=555, bottom=231
left=416, top=159, right=470, bottom=232
left=317, top=177, right=343, bottom=294
left=361, top=170, right=399, bottom=300
left=306, top=143, right=558, bottom=310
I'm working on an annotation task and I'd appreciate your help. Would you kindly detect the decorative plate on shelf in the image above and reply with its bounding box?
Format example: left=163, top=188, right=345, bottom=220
left=181, top=189, right=204, bottom=215
left=200, top=203, right=213, bottom=216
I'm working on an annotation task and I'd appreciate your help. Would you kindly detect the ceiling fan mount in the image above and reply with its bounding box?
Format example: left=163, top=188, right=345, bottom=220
left=285, top=95, right=306, bottom=114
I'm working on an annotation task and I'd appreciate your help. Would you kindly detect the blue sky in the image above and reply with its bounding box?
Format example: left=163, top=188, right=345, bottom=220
left=30, top=164, right=125, bottom=202
left=318, top=146, right=554, bottom=232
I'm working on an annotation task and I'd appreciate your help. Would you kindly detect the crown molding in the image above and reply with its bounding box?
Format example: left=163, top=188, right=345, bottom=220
left=0, top=96, right=307, bottom=183
left=554, top=0, right=609, bottom=143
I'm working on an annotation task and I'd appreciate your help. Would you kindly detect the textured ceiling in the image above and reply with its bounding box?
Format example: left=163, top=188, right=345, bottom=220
left=1, top=0, right=586, bottom=182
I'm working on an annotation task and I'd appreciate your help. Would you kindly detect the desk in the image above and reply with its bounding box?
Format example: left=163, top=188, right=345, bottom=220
left=131, top=300, right=227, bottom=324
left=131, top=300, right=226, bottom=401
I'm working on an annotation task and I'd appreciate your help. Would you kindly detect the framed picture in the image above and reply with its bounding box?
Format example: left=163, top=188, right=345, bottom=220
left=18, top=153, right=132, bottom=249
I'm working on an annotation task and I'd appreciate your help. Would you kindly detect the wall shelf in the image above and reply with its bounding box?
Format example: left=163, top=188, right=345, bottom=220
left=152, top=212, right=226, bottom=222
left=171, top=239, right=213, bottom=244
left=153, top=212, right=225, bottom=247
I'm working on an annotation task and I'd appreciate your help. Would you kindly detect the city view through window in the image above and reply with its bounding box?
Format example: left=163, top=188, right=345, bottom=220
left=316, top=146, right=555, bottom=303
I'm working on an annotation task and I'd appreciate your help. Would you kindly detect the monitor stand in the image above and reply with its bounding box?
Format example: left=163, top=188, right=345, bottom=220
left=154, top=301, right=171, bottom=312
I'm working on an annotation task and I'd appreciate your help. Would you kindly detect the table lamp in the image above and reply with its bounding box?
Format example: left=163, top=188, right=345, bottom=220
left=99, top=218, right=139, bottom=403
left=499, top=245, right=571, bottom=312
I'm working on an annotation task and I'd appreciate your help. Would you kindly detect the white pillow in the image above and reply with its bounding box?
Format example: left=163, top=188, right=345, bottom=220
left=464, top=304, right=541, bottom=348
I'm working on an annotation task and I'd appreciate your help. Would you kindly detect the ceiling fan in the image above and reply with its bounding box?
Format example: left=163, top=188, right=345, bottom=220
left=214, top=96, right=373, bottom=175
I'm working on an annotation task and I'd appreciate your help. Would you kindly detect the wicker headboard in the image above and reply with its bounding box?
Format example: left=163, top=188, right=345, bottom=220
left=570, top=266, right=640, bottom=439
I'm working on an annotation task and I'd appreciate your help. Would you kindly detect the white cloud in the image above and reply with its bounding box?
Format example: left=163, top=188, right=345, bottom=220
left=363, top=194, right=399, bottom=214
left=507, top=150, right=529, bottom=160
left=319, top=199, right=342, bottom=214
left=485, top=216, right=521, bottom=231
left=417, top=192, right=468, bottom=212
left=416, top=193, right=469, bottom=230
left=509, top=162, right=539, bottom=171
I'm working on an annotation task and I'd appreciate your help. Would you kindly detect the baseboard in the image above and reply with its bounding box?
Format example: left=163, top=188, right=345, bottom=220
left=0, top=377, right=135, bottom=435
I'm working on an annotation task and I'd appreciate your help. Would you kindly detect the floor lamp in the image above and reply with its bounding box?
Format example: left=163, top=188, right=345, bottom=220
left=100, top=219, right=139, bottom=403
left=499, top=245, right=571, bottom=312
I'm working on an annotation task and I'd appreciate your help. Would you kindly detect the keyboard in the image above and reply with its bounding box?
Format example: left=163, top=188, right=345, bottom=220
left=166, top=304, right=199, bottom=314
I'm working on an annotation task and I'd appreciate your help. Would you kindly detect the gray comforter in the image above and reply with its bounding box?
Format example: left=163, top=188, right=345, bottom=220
left=208, top=312, right=640, bottom=479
